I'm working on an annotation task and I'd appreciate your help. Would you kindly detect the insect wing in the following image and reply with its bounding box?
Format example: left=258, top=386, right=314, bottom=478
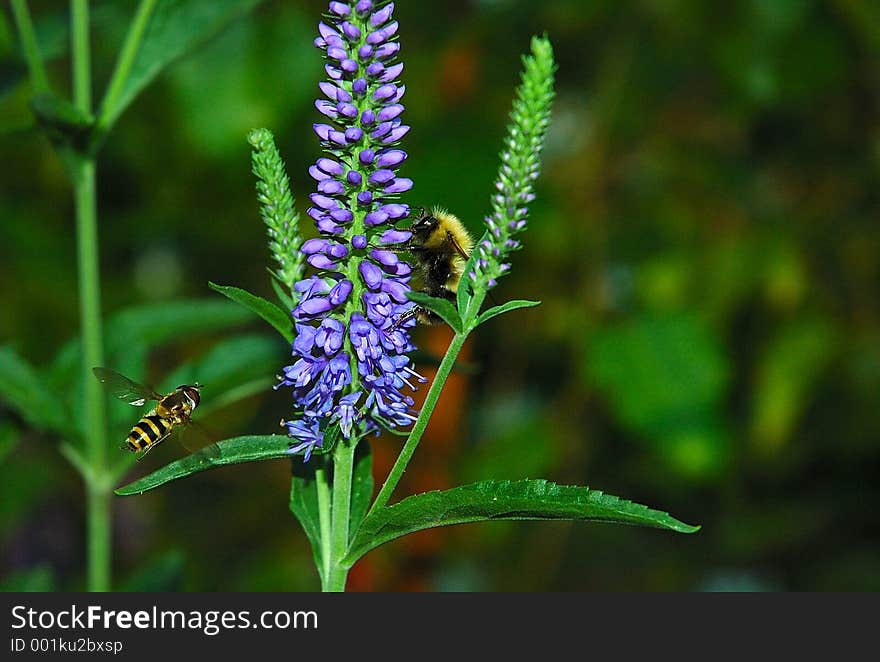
left=445, top=230, right=471, bottom=261
left=92, top=367, right=161, bottom=406
left=175, top=420, right=220, bottom=460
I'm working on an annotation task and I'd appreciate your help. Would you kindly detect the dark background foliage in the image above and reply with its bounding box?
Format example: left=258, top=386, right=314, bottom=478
left=1, top=0, right=879, bottom=591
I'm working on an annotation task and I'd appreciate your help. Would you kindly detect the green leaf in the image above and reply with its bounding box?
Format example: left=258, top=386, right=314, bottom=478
left=349, top=440, right=374, bottom=543
left=474, top=299, right=541, bottom=327
left=119, top=550, right=185, bottom=591
left=109, top=298, right=256, bottom=350
left=308, top=424, right=340, bottom=457
left=289, top=459, right=324, bottom=580
left=115, top=434, right=290, bottom=495
left=269, top=271, right=295, bottom=311
left=209, top=282, right=294, bottom=343
left=407, top=291, right=463, bottom=333
left=0, top=346, right=68, bottom=434
left=49, top=298, right=255, bottom=388
left=0, top=452, right=55, bottom=530
left=344, top=479, right=699, bottom=565
left=457, top=229, right=488, bottom=319
left=160, top=333, right=280, bottom=395
left=102, top=0, right=265, bottom=128
left=585, top=313, right=731, bottom=478
left=0, top=565, right=53, bottom=592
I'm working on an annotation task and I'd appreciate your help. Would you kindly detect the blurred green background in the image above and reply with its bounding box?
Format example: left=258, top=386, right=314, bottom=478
left=2, top=0, right=879, bottom=591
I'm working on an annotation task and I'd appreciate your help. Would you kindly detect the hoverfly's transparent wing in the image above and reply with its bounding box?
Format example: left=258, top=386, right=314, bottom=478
left=92, top=367, right=162, bottom=407
left=174, top=420, right=220, bottom=460
left=134, top=439, right=164, bottom=462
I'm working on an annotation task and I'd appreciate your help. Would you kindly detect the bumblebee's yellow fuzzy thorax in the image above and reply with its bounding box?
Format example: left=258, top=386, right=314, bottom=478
left=425, top=208, right=474, bottom=257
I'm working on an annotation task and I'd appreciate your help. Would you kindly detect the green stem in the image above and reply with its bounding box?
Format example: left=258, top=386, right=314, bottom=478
left=95, top=0, right=158, bottom=136
left=74, top=156, right=111, bottom=592
left=315, top=464, right=333, bottom=587
left=86, top=483, right=110, bottom=592
left=70, top=1, right=110, bottom=592
left=71, top=0, right=91, bottom=112
left=10, top=0, right=50, bottom=92
left=74, top=156, right=110, bottom=592
left=326, top=441, right=355, bottom=591
left=367, top=328, right=471, bottom=517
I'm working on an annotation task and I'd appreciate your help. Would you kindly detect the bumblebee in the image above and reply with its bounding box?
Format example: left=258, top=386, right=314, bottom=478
left=397, top=207, right=474, bottom=327
left=93, top=367, right=202, bottom=460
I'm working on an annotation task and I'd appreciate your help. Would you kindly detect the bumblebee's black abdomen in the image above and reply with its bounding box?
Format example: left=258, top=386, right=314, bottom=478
left=126, top=415, right=172, bottom=451
left=422, top=250, right=454, bottom=292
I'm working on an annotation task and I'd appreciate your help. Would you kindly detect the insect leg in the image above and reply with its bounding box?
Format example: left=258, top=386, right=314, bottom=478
left=390, top=306, right=420, bottom=331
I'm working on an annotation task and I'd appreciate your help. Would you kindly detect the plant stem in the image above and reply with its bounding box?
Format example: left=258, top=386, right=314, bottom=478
left=71, top=0, right=110, bottom=592
left=86, top=482, right=110, bottom=591
left=315, top=464, right=333, bottom=587
left=71, top=0, right=91, bottom=111
left=10, top=0, right=50, bottom=93
left=95, top=0, right=158, bottom=136
left=74, top=155, right=111, bottom=592
left=367, top=328, right=470, bottom=517
left=326, top=440, right=355, bottom=591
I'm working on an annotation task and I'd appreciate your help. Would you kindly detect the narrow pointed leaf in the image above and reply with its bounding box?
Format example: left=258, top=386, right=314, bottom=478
left=48, top=299, right=256, bottom=426
left=160, top=333, right=280, bottom=394
left=457, top=229, right=488, bottom=320
left=269, top=271, right=295, bottom=311
left=115, top=434, right=291, bottom=495
left=0, top=346, right=68, bottom=433
left=344, top=479, right=699, bottom=565
left=406, top=291, right=462, bottom=333
left=475, top=299, right=541, bottom=327
left=101, top=0, right=265, bottom=128
left=290, top=460, right=325, bottom=581
left=108, top=299, right=254, bottom=350
left=209, top=282, right=294, bottom=343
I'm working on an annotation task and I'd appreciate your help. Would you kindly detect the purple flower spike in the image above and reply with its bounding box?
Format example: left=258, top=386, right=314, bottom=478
left=280, top=0, right=420, bottom=460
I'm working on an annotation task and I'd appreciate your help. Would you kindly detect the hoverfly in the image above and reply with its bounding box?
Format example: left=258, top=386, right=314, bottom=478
left=93, top=367, right=204, bottom=460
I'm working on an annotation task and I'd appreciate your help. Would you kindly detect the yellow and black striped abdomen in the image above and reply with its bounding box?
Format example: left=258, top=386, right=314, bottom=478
left=125, top=414, right=173, bottom=452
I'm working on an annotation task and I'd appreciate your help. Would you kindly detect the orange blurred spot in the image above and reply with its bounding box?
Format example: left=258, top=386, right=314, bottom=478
left=437, top=43, right=480, bottom=106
